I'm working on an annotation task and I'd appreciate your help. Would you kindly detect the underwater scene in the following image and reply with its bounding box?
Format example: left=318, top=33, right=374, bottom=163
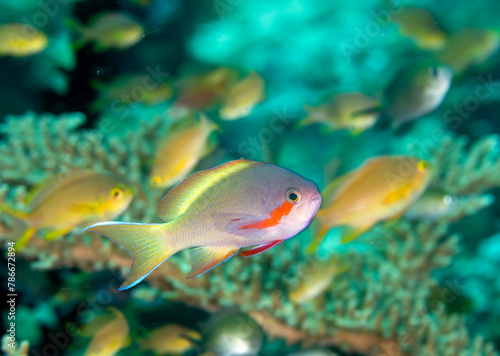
left=1, top=0, right=500, bottom=355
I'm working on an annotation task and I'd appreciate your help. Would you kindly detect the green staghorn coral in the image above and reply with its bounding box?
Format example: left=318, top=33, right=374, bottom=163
left=1, top=112, right=499, bottom=355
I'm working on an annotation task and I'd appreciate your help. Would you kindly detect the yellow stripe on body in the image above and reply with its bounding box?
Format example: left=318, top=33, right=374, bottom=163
left=157, top=159, right=262, bottom=222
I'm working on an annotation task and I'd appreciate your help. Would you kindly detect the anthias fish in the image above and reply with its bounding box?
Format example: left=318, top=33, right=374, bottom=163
left=84, top=307, right=129, bottom=356
left=65, top=12, right=144, bottom=51
left=384, top=63, right=452, bottom=126
left=149, top=114, right=218, bottom=188
left=0, top=172, right=134, bottom=251
left=0, top=23, right=48, bottom=57
left=392, top=7, right=446, bottom=50
left=308, top=155, right=432, bottom=251
left=299, top=92, right=380, bottom=135
left=82, top=159, right=322, bottom=289
left=139, top=324, right=201, bottom=354
left=219, top=71, right=265, bottom=120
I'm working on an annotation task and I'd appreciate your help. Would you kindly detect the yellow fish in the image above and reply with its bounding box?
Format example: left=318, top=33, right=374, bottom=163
left=308, top=156, right=432, bottom=251
left=392, top=7, right=446, bottom=49
left=437, top=28, right=500, bottom=74
left=219, top=71, right=265, bottom=120
left=289, top=255, right=348, bottom=303
left=298, top=92, right=380, bottom=135
left=173, top=67, right=239, bottom=113
left=139, top=324, right=201, bottom=354
left=405, top=188, right=456, bottom=221
left=91, top=74, right=173, bottom=110
left=84, top=307, right=129, bottom=356
left=0, top=23, right=48, bottom=57
left=0, top=172, right=135, bottom=250
left=150, top=114, right=219, bottom=188
left=65, top=12, right=144, bottom=51
left=81, top=159, right=322, bottom=289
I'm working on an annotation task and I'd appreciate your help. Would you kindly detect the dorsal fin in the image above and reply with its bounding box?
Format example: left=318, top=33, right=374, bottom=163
left=157, top=159, right=262, bottom=222
left=26, top=171, right=98, bottom=210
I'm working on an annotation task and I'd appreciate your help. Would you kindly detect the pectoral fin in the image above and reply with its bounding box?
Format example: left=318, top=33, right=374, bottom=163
left=226, top=215, right=273, bottom=232
left=240, top=240, right=284, bottom=257
left=187, top=246, right=239, bottom=279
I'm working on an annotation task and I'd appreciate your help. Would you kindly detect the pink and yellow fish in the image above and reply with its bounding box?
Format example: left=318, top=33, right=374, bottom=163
left=0, top=172, right=135, bottom=251
left=308, top=156, right=432, bottom=252
left=81, top=159, right=322, bottom=289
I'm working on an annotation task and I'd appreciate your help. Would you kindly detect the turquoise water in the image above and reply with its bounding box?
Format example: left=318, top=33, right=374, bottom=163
left=1, top=0, right=500, bottom=355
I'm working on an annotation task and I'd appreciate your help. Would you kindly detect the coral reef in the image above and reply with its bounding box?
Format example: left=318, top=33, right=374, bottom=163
left=1, top=111, right=499, bottom=355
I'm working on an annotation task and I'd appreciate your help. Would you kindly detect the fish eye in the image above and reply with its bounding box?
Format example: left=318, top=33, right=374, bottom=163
left=111, top=187, right=123, bottom=198
left=286, top=189, right=301, bottom=204
left=429, top=66, right=440, bottom=78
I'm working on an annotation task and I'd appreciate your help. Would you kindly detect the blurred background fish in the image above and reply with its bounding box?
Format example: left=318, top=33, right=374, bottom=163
left=383, top=63, right=453, bottom=126
left=138, top=324, right=201, bottom=355
left=298, top=92, right=380, bottom=135
left=150, top=114, right=218, bottom=188
left=0, top=23, right=48, bottom=57
left=90, top=73, right=173, bottom=111
left=83, top=307, right=130, bottom=356
left=289, top=255, right=349, bottom=303
left=219, top=71, right=265, bottom=120
left=203, top=312, right=263, bottom=356
left=392, top=7, right=447, bottom=50
left=405, top=187, right=457, bottom=221
left=437, top=28, right=500, bottom=74
left=65, top=12, right=144, bottom=51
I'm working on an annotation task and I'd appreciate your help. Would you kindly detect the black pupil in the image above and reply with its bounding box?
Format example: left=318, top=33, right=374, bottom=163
left=114, top=190, right=120, bottom=196
left=289, top=192, right=298, bottom=201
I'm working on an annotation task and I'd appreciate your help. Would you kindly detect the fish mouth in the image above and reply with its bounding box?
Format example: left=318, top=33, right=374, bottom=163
left=309, top=193, right=322, bottom=205
left=309, top=193, right=322, bottom=212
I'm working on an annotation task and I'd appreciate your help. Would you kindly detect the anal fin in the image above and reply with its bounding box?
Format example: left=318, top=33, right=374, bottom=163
left=240, top=239, right=284, bottom=257
left=340, top=223, right=373, bottom=244
left=188, top=246, right=238, bottom=279
left=42, top=226, right=74, bottom=241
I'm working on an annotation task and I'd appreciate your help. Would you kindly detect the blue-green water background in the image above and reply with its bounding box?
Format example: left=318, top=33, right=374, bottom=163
left=1, top=0, right=500, bottom=355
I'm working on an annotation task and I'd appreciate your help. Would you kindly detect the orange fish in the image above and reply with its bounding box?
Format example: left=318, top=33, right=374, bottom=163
left=81, top=159, right=322, bottom=289
left=308, top=156, right=432, bottom=251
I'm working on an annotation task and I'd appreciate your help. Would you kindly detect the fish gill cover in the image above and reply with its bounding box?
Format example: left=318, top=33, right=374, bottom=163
left=0, top=0, right=500, bottom=355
